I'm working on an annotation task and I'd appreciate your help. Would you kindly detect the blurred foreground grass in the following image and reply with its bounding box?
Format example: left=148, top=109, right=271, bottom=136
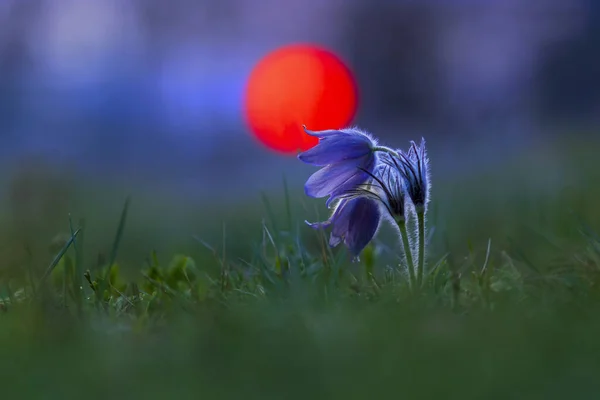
left=1, top=134, right=600, bottom=398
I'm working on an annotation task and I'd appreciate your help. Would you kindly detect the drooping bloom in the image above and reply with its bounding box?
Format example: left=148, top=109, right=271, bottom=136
left=306, top=196, right=381, bottom=257
left=299, top=126, right=431, bottom=261
left=305, top=156, right=409, bottom=257
left=392, top=138, right=430, bottom=213
left=298, top=126, right=379, bottom=207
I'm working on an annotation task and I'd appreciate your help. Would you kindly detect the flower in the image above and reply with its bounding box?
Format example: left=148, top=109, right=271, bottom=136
left=298, top=126, right=379, bottom=207
left=306, top=157, right=409, bottom=257
left=391, top=138, right=430, bottom=213
left=306, top=196, right=382, bottom=257
left=341, top=156, right=408, bottom=223
left=299, top=126, right=431, bottom=261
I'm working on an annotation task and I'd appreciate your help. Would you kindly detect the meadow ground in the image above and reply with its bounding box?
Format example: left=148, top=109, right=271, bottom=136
left=1, top=133, right=600, bottom=399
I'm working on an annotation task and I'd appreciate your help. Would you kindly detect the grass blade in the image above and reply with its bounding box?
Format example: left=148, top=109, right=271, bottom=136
left=260, top=192, right=280, bottom=237
left=104, top=197, right=131, bottom=281
left=37, top=228, right=81, bottom=293
left=283, top=175, right=292, bottom=231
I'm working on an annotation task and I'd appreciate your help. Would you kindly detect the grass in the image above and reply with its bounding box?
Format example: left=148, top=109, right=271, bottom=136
left=2, top=136, right=600, bottom=398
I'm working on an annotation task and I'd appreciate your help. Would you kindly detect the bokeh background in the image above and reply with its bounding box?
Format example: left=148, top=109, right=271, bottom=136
left=3, top=3, right=600, bottom=398
left=0, top=0, right=599, bottom=273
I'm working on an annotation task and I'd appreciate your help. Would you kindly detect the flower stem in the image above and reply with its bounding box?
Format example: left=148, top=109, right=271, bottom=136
left=373, top=146, right=399, bottom=158
left=396, top=219, right=416, bottom=288
left=416, top=211, right=426, bottom=287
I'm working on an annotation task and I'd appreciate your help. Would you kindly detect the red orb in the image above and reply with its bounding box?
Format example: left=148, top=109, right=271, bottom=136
left=244, top=44, right=358, bottom=154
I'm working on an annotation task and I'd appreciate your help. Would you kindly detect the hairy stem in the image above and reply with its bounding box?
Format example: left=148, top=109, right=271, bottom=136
left=373, top=146, right=399, bottom=158
left=416, top=211, right=426, bottom=287
left=397, top=219, right=416, bottom=288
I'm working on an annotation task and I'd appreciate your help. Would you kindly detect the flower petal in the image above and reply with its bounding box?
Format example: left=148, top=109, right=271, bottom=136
left=302, top=126, right=340, bottom=138
left=329, top=234, right=342, bottom=247
left=343, top=198, right=381, bottom=256
left=305, top=220, right=331, bottom=230
left=324, top=156, right=377, bottom=207
left=302, top=126, right=371, bottom=138
left=304, top=159, right=369, bottom=199
left=298, top=132, right=374, bottom=166
left=326, top=197, right=381, bottom=256
left=397, top=138, right=429, bottom=209
left=305, top=198, right=347, bottom=231
left=329, top=201, right=353, bottom=241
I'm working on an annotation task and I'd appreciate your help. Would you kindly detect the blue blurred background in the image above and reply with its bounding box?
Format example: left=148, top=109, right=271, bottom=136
left=1, top=0, right=598, bottom=194
left=0, top=0, right=599, bottom=268
left=3, top=4, right=600, bottom=396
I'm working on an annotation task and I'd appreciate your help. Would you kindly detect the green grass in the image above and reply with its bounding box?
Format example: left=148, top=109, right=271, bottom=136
left=2, top=136, right=600, bottom=398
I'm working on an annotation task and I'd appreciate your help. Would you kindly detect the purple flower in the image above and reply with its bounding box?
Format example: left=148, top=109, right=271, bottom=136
left=298, top=126, right=379, bottom=207
left=298, top=125, right=432, bottom=272
left=392, top=139, right=430, bottom=213
left=306, top=196, right=382, bottom=257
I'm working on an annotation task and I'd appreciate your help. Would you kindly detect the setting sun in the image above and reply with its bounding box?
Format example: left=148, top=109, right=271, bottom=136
left=244, top=44, right=358, bottom=154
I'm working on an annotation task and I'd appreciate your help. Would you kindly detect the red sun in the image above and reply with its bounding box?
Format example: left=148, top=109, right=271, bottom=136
left=244, top=44, right=358, bottom=154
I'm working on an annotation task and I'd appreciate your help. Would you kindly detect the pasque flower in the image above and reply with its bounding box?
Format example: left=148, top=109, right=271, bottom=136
left=298, top=126, right=379, bottom=207
left=306, top=196, right=381, bottom=257
left=303, top=155, right=406, bottom=259
left=382, top=138, right=431, bottom=286
left=299, top=125, right=431, bottom=288
left=393, top=138, right=430, bottom=213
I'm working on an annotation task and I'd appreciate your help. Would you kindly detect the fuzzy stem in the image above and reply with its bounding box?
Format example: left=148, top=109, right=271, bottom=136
left=416, top=211, right=426, bottom=287
left=396, top=219, right=416, bottom=288
left=373, top=146, right=399, bottom=157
